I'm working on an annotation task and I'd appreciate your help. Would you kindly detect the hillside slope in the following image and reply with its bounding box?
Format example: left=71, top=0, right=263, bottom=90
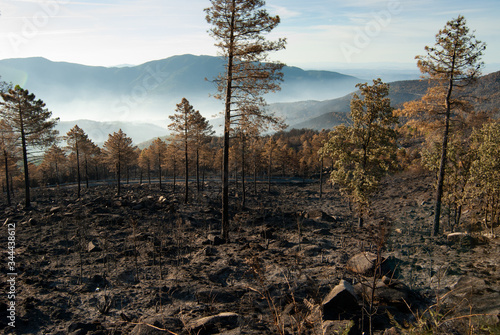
left=287, top=73, right=500, bottom=130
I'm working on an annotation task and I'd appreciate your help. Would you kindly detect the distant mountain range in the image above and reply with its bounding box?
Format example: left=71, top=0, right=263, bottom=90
left=0, top=54, right=361, bottom=122
left=1, top=55, right=498, bottom=144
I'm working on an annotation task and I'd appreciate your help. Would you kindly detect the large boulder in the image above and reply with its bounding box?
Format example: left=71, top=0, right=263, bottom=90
left=346, top=252, right=379, bottom=276
left=346, top=252, right=396, bottom=277
left=322, top=280, right=359, bottom=320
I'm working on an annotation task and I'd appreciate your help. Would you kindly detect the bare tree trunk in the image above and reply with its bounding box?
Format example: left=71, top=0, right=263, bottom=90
left=3, top=149, right=11, bottom=206
left=221, top=0, right=236, bottom=242
left=267, top=146, right=272, bottom=193
left=253, top=156, right=257, bottom=196
left=173, top=160, right=177, bottom=193
left=319, top=155, right=324, bottom=199
left=147, top=164, right=151, bottom=185
left=184, top=134, right=189, bottom=204
left=116, top=159, right=121, bottom=195
left=158, top=153, right=162, bottom=190
left=85, top=156, right=89, bottom=188
left=76, top=143, right=81, bottom=198
left=241, top=134, right=246, bottom=208
left=196, top=148, right=200, bottom=194
left=20, top=118, right=31, bottom=208
left=433, top=81, right=454, bottom=236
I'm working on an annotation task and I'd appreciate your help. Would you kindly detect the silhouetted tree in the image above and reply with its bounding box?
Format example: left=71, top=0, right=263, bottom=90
left=0, top=86, right=58, bottom=207
left=103, top=129, right=136, bottom=195
left=41, top=144, right=67, bottom=185
left=166, top=140, right=181, bottom=193
left=0, top=120, right=18, bottom=205
left=148, top=138, right=168, bottom=189
left=191, top=111, right=214, bottom=194
left=138, top=147, right=153, bottom=185
left=65, top=125, right=89, bottom=198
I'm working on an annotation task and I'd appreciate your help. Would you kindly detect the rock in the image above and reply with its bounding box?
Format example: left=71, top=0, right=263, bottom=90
left=447, top=232, right=482, bottom=247
left=346, top=252, right=379, bottom=276
left=87, top=241, right=102, bottom=252
left=373, top=282, right=411, bottom=309
left=447, top=232, right=470, bottom=243
left=187, top=312, right=240, bottom=334
left=322, top=280, right=359, bottom=320
left=208, top=234, right=225, bottom=246
left=88, top=241, right=96, bottom=252
left=306, top=209, right=335, bottom=222
left=49, top=206, right=62, bottom=213
left=451, top=276, right=488, bottom=296
left=322, top=320, right=355, bottom=335
left=354, top=278, right=417, bottom=312
left=130, top=315, right=183, bottom=335
left=346, top=252, right=397, bottom=277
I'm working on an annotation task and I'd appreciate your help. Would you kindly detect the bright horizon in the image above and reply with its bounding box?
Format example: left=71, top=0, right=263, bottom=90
left=0, top=0, right=499, bottom=73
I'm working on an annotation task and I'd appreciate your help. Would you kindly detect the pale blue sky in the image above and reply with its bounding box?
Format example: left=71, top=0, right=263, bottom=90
left=0, top=0, right=498, bottom=71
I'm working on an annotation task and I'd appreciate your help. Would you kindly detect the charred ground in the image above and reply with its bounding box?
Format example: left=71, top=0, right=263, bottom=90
left=1, top=171, right=499, bottom=334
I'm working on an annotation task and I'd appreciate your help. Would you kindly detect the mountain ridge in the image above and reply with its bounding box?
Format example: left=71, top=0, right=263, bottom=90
left=1, top=55, right=498, bottom=144
left=0, top=54, right=362, bottom=123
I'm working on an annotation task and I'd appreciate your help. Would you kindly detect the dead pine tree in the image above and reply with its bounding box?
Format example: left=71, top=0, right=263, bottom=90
left=103, top=129, right=137, bottom=196
left=0, top=85, right=59, bottom=208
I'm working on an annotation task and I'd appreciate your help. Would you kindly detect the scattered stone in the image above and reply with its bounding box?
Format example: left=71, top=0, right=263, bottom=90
left=447, top=232, right=469, bottom=242
left=88, top=241, right=100, bottom=252
left=306, top=209, right=335, bottom=222
left=346, top=252, right=379, bottom=276
left=187, top=312, right=240, bottom=334
left=447, top=232, right=482, bottom=247
left=322, top=280, right=359, bottom=320
left=322, top=320, right=355, bottom=335
left=208, top=234, right=225, bottom=246
left=346, top=252, right=397, bottom=277
left=49, top=206, right=62, bottom=213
